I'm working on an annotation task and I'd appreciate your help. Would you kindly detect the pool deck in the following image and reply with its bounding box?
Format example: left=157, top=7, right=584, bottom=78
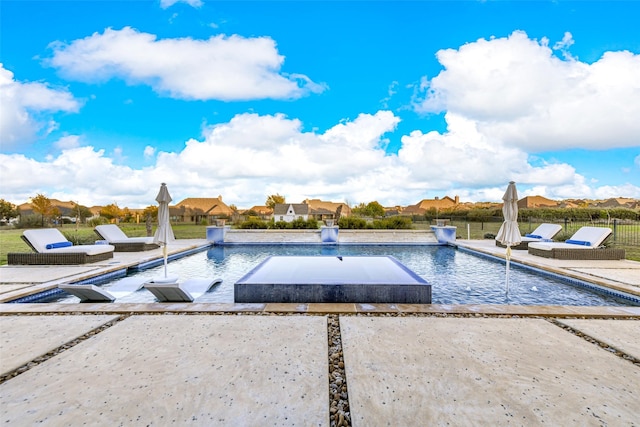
left=1, top=239, right=639, bottom=425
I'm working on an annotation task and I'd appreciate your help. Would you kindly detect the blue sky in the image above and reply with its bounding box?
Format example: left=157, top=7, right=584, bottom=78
left=1, top=0, right=639, bottom=209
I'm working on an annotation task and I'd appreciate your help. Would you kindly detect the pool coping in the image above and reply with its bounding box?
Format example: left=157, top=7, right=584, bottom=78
left=1, top=238, right=639, bottom=316
left=1, top=301, right=639, bottom=317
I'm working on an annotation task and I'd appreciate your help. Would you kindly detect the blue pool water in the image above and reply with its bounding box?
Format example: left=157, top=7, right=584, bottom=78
left=45, top=245, right=637, bottom=306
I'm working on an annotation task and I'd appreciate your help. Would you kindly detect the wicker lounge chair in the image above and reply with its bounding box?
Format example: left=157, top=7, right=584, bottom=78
left=8, top=229, right=115, bottom=265
left=94, top=224, right=159, bottom=252
left=58, top=277, right=147, bottom=302
left=143, top=278, right=222, bottom=302
left=496, top=223, right=562, bottom=250
left=528, top=226, right=625, bottom=260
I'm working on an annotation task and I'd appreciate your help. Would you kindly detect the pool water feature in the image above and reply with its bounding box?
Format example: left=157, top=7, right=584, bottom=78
left=39, top=245, right=637, bottom=306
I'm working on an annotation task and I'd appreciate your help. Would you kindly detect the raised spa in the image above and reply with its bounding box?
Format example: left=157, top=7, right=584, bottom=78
left=234, top=255, right=431, bottom=303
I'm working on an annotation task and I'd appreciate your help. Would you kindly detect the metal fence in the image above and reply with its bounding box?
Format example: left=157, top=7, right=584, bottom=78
left=430, top=216, right=640, bottom=247
left=554, top=218, right=639, bottom=247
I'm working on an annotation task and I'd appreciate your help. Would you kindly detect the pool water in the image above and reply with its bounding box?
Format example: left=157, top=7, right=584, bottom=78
left=49, top=245, right=636, bottom=306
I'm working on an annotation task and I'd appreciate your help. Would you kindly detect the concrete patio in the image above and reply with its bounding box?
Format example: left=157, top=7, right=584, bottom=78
left=1, top=239, right=639, bottom=426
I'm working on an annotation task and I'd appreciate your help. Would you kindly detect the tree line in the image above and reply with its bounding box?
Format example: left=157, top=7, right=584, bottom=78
left=421, top=206, right=639, bottom=222
left=2, top=193, right=638, bottom=229
left=0, top=194, right=159, bottom=228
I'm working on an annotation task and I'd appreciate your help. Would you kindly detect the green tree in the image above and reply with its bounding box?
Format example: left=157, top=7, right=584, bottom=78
left=30, top=194, right=54, bottom=227
left=121, top=207, right=134, bottom=223
left=99, top=203, right=122, bottom=221
left=51, top=207, right=61, bottom=224
left=363, top=201, right=385, bottom=218
left=265, top=194, right=285, bottom=209
left=72, top=202, right=93, bottom=224
left=142, top=205, right=158, bottom=220
left=142, top=205, right=158, bottom=237
left=0, top=199, right=19, bottom=223
left=350, top=202, right=367, bottom=216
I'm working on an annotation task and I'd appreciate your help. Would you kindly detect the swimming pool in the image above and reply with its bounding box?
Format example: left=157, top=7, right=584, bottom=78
left=38, top=245, right=638, bottom=306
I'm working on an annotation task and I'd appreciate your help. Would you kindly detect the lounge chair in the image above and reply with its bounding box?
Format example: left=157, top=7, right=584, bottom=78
left=58, top=277, right=147, bottom=302
left=143, top=278, right=222, bottom=302
left=496, top=223, right=562, bottom=250
left=8, top=229, right=115, bottom=265
left=94, top=224, right=159, bottom=252
left=528, top=226, right=625, bottom=260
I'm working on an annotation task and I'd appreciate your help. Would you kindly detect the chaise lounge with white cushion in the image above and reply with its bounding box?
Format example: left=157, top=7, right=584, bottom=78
left=496, top=223, right=562, bottom=250
left=94, top=224, right=159, bottom=252
left=528, top=226, right=625, bottom=260
left=143, top=278, right=222, bottom=302
left=58, top=277, right=147, bottom=302
left=8, top=228, right=115, bottom=265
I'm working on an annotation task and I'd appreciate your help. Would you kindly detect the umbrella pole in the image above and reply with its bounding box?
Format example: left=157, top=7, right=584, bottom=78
left=505, top=246, right=511, bottom=296
left=163, top=244, right=168, bottom=278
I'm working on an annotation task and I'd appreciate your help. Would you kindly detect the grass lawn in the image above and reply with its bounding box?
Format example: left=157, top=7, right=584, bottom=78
left=1, top=222, right=638, bottom=265
left=0, top=224, right=209, bottom=265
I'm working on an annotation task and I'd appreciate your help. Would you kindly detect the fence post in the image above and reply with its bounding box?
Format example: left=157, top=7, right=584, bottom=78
left=564, top=217, right=568, bottom=232
left=613, top=218, right=617, bottom=243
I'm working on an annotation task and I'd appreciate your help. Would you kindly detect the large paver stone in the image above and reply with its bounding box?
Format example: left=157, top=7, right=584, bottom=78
left=0, top=315, right=119, bottom=376
left=340, top=317, right=640, bottom=426
left=1, top=315, right=329, bottom=426
left=557, top=318, right=640, bottom=360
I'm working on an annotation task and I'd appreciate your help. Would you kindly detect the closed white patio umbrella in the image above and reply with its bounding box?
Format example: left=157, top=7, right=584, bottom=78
left=495, top=181, right=522, bottom=295
left=153, top=183, right=176, bottom=281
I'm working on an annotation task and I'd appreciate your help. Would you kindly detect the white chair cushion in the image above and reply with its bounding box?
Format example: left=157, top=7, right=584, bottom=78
left=95, top=224, right=155, bottom=244
left=23, top=229, right=69, bottom=253
left=528, top=226, right=612, bottom=251
left=527, top=223, right=562, bottom=240
left=23, top=229, right=114, bottom=254
left=567, top=226, right=612, bottom=247
left=47, top=245, right=115, bottom=255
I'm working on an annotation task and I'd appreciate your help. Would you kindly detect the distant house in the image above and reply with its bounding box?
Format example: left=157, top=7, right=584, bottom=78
left=18, top=199, right=95, bottom=223
left=243, top=205, right=273, bottom=219
left=273, top=203, right=309, bottom=222
left=172, top=196, right=234, bottom=223
left=595, top=198, right=638, bottom=208
left=303, top=199, right=351, bottom=221
left=517, top=196, right=558, bottom=209
left=18, top=199, right=77, bottom=217
left=402, top=195, right=460, bottom=215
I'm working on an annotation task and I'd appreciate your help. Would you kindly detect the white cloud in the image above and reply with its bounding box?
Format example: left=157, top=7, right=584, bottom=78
left=3, top=111, right=638, bottom=208
left=144, top=146, right=156, bottom=158
left=553, top=31, right=575, bottom=59
left=415, top=31, right=640, bottom=152
left=0, top=64, right=80, bottom=150
left=398, top=112, right=582, bottom=190
left=54, top=135, right=81, bottom=150
left=160, top=0, right=202, bottom=9
left=0, top=147, right=155, bottom=207
left=635, top=154, right=640, bottom=168
left=46, top=27, right=326, bottom=101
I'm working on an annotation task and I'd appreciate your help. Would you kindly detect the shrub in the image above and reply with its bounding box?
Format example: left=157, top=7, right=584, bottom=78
left=62, top=231, right=97, bottom=245
left=238, top=218, right=269, bottom=229
left=15, top=214, right=44, bottom=229
left=338, top=217, right=368, bottom=229
left=553, top=230, right=573, bottom=242
left=87, top=217, right=108, bottom=227
left=372, top=216, right=413, bottom=229
left=484, top=233, right=496, bottom=239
